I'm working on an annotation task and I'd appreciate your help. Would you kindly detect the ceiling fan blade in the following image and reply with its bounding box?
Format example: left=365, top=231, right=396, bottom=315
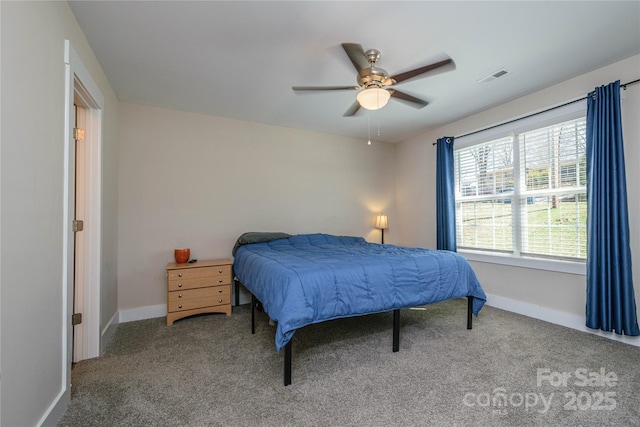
left=292, top=85, right=359, bottom=92
left=341, top=43, right=369, bottom=72
left=391, top=58, right=455, bottom=85
left=343, top=101, right=361, bottom=117
left=389, top=89, right=429, bottom=108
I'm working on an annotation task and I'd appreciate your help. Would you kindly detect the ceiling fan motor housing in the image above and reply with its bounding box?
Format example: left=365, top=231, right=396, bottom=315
left=358, top=49, right=394, bottom=88
left=358, top=67, right=393, bottom=88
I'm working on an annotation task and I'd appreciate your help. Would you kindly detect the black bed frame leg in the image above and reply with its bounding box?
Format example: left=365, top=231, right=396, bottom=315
left=467, top=296, right=473, bottom=330
left=251, top=294, right=256, bottom=334
left=284, top=340, right=292, bottom=386
left=234, top=278, right=240, bottom=307
left=392, top=309, right=400, bottom=352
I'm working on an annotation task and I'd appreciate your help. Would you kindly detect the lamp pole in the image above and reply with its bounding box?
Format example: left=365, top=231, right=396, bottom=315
left=376, top=213, right=388, bottom=244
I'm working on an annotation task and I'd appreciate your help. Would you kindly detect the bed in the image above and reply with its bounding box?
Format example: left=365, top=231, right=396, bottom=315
left=232, top=232, right=486, bottom=385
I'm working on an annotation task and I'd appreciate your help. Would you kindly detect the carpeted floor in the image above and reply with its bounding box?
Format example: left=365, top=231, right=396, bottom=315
left=58, top=300, right=640, bottom=426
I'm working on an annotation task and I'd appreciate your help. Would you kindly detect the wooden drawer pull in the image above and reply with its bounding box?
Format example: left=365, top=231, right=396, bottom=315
left=178, top=294, right=183, bottom=298
left=218, top=299, right=223, bottom=303
left=218, top=269, right=223, bottom=273
left=178, top=304, right=183, bottom=309
left=178, top=283, right=183, bottom=288
left=218, top=279, right=223, bottom=283
left=218, top=289, right=223, bottom=293
left=178, top=273, right=183, bottom=277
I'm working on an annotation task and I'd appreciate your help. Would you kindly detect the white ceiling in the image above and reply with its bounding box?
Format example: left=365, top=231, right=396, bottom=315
left=68, top=1, right=640, bottom=143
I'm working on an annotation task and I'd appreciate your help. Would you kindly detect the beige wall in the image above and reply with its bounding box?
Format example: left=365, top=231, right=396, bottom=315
left=396, top=55, right=640, bottom=319
left=0, top=1, right=118, bottom=425
left=1, top=3, right=636, bottom=425
left=117, top=103, right=397, bottom=310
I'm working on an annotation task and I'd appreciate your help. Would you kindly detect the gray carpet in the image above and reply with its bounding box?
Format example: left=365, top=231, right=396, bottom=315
left=58, top=300, right=640, bottom=426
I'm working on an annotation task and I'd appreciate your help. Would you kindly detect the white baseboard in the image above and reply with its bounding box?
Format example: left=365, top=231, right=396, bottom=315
left=117, top=288, right=251, bottom=324
left=485, top=293, right=640, bottom=347
left=114, top=295, right=639, bottom=348
left=119, top=304, right=166, bottom=323
left=38, top=387, right=69, bottom=427
left=100, top=311, right=120, bottom=354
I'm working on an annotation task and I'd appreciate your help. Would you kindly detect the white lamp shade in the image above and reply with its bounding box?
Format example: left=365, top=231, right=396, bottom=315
left=376, top=213, right=388, bottom=230
left=357, top=88, right=391, bottom=110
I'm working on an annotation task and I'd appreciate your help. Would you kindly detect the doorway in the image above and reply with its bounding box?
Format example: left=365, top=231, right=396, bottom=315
left=65, top=41, right=103, bottom=368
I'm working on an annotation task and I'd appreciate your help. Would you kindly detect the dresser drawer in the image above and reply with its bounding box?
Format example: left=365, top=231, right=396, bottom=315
left=167, top=265, right=231, bottom=281
left=168, top=285, right=230, bottom=302
left=167, top=293, right=231, bottom=312
left=168, top=275, right=231, bottom=291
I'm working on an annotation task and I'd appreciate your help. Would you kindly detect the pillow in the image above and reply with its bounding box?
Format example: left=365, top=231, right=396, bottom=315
left=232, top=232, right=292, bottom=256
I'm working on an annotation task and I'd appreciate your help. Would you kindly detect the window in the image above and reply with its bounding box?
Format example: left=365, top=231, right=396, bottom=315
left=454, top=116, right=587, bottom=261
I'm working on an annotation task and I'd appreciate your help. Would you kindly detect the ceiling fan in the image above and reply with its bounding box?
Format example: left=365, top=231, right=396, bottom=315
left=292, top=43, right=455, bottom=117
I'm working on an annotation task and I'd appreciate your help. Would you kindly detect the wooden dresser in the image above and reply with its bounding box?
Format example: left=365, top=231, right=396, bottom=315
left=166, top=258, right=232, bottom=326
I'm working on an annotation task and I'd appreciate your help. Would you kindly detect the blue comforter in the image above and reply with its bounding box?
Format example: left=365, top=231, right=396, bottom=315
left=233, top=233, right=486, bottom=351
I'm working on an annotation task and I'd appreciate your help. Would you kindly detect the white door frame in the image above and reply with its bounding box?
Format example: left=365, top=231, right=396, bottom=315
left=63, top=40, right=103, bottom=374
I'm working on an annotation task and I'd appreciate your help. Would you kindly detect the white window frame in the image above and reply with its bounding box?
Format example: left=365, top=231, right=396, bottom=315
left=454, top=100, right=587, bottom=275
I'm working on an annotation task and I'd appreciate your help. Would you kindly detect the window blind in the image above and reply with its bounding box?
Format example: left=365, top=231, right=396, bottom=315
left=454, top=117, right=587, bottom=260
left=519, top=117, right=587, bottom=259
left=455, top=136, right=514, bottom=252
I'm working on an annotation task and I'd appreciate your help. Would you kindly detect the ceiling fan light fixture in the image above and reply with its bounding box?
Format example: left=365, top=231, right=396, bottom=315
left=357, top=87, right=390, bottom=110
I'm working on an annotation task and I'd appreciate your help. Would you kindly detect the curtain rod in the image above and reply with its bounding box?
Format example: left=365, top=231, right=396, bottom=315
left=432, top=78, right=640, bottom=145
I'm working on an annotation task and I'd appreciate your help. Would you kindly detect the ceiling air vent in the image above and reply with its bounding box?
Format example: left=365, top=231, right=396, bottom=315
left=477, top=68, right=510, bottom=84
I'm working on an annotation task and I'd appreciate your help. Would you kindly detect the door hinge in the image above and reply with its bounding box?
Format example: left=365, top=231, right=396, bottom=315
left=74, top=127, right=85, bottom=141
left=72, top=313, right=83, bottom=326
left=73, top=219, right=84, bottom=232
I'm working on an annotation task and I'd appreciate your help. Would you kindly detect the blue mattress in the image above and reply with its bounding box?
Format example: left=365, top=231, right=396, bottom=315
left=233, top=233, right=486, bottom=351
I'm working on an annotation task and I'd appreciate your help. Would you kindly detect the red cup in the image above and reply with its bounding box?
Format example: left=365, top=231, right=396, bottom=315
left=174, top=248, right=190, bottom=264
